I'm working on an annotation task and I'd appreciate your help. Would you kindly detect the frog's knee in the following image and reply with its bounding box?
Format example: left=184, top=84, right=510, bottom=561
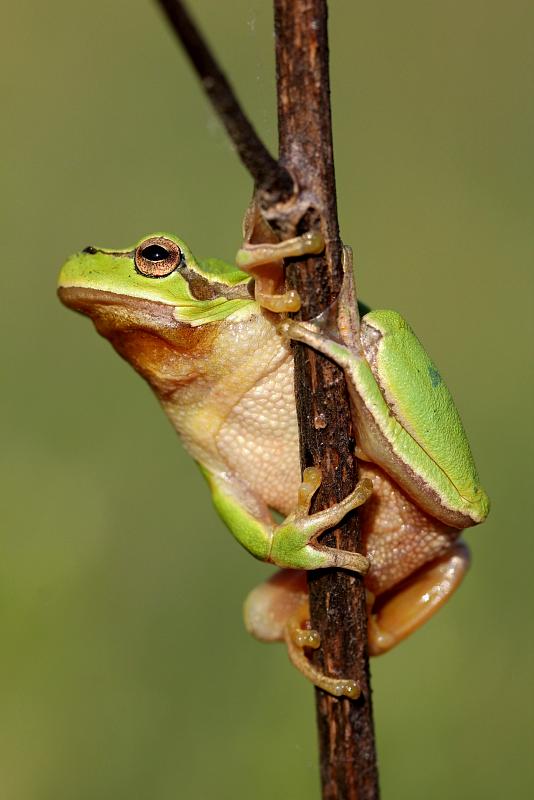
left=243, top=569, right=308, bottom=642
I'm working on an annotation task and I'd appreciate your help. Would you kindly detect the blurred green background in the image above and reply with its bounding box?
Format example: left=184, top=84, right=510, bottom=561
left=1, top=1, right=533, bottom=797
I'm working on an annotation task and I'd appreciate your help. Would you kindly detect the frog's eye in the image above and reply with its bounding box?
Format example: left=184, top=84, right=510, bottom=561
left=135, top=237, right=182, bottom=278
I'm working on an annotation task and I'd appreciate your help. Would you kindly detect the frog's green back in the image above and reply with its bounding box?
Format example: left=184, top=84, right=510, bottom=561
left=364, top=310, right=489, bottom=521
left=197, top=258, right=250, bottom=286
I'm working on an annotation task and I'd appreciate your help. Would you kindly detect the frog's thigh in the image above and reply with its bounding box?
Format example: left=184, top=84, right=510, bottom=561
left=368, top=543, right=470, bottom=656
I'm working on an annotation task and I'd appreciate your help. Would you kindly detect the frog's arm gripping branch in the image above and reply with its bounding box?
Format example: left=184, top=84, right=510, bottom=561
left=200, top=465, right=371, bottom=574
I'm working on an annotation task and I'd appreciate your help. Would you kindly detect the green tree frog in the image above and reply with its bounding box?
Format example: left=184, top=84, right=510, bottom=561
left=58, top=228, right=489, bottom=698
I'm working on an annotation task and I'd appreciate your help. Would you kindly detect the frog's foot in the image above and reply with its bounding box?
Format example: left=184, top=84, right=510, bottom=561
left=270, top=467, right=372, bottom=574
left=285, top=610, right=361, bottom=698
left=236, top=231, right=325, bottom=313
left=244, top=570, right=360, bottom=699
left=368, top=543, right=470, bottom=655
left=278, top=316, right=355, bottom=364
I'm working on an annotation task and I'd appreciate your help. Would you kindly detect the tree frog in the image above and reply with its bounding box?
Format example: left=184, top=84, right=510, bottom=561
left=58, top=228, right=489, bottom=698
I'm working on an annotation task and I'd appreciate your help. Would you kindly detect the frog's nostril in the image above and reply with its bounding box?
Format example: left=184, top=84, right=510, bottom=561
left=83, top=246, right=98, bottom=254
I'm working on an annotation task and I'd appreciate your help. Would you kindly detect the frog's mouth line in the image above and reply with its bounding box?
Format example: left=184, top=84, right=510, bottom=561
left=58, top=285, right=174, bottom=315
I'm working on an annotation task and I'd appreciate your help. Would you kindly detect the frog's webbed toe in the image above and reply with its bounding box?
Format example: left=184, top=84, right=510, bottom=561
left=244, top=569, right=361, bottom=699
left=368, top=543, right=470, bottom=655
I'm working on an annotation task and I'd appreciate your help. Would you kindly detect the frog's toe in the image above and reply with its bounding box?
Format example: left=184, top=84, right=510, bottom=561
left=236, top=231, right=325, bottom=271
left=285, top=627, right=361, bottom=698
left=295, top=466, right=322, bottom=514
left=313, top=545, right=370, bottom=574
left=290, top=626, right=320, bottom=649
left=254, top=287, right=302, bottom=313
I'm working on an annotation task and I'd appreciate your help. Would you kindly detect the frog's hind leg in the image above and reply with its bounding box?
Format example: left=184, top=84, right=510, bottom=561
left=367, top=543, right=470, bottom=656
left=244, top=570, right=360, bottom=698
left=285, top=608, right=361, bottom=699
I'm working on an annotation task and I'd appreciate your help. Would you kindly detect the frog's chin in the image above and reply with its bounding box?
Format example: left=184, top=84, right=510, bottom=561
left=58, top=284, right=217, bottom=393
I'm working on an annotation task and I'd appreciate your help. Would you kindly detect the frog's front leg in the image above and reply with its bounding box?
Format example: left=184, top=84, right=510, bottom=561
left=235, top=231, right=325, bottom=313
left=368, top=543, right=470, bottom=655
left=201, top=464, right=372, bottom=573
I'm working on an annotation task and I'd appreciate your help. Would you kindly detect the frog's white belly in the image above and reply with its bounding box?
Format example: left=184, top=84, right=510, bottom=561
left=216, top=353, right=301, bottom=516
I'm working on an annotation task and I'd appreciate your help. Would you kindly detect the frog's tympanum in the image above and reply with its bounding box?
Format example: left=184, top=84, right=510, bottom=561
left=58, top=228, right=489, bottom=698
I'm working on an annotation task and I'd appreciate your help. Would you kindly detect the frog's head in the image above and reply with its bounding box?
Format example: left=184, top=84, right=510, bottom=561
left=58, top=233, right=253, bottom=320
left=58, top=233, right=254, bottom=393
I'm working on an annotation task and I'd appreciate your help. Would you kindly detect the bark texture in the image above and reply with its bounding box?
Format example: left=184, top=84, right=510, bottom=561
left=274, top=2, right=379, bottom=797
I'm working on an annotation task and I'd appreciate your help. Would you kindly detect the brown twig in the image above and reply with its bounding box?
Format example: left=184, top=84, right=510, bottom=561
left=274, top=3, right=379, bottom=798
left=155, top=0, right=294, bottom=202
left=156, top=1, right=379, bottom=796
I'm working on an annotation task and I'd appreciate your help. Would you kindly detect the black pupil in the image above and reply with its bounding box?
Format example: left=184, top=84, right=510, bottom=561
left=141, top=244, right=170, bottom=262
